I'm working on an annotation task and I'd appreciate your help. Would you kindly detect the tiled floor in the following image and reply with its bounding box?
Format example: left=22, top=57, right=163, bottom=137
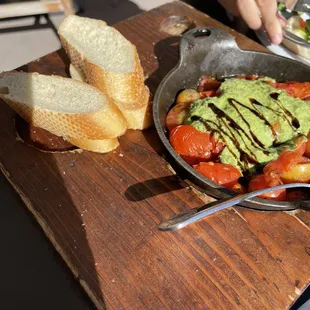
left=0, top=0, right=173, bottom=71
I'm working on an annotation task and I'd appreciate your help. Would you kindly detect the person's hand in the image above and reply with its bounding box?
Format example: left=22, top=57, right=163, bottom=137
left=218, top=0, right=287, bottom=45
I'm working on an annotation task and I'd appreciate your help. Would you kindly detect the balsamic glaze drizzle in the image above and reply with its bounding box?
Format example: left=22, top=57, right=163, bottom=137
left=190, top=92, right=302, bottom=170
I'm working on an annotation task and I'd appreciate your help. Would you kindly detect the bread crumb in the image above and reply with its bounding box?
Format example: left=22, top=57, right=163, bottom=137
left=119, top=153, right=124, bottom=157
left=44, top=188, right=48, bottom=191
left=63, top=171, right=66, bottom=175
left=295, top=287, right=302, bottom=296
left=82, top=223, right=86, bottom=227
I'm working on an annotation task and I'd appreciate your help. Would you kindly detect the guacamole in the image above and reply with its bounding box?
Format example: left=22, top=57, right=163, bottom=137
left=184, top=78, right=310, bottom=173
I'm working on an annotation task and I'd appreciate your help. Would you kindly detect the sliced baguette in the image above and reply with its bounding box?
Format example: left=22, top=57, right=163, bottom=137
left=67, top=136, right=119, bottom=153
left=68, top=63, right=120, bottom=151
left=115, top=86, right=153, bottom=130
left=58, top=15, right=147, bottom=108
left=69, top=63, right=153, bottom=129
left=69, top=63, right=85, bottom=82
left=0, top=71, right=127, bottom=140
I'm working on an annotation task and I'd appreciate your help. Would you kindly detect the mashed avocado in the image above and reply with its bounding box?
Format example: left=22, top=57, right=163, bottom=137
left=184, top=78, right=310, bottom=173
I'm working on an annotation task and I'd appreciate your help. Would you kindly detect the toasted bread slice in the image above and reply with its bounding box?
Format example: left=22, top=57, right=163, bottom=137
left=115, top=86, right=153, bottom=130
left=67, top=136, right=119, bottom=153
left=0, top=71, right=127, bottom=140
left=59, top=15, right=147, bottom=108
left=68, top=63, right=120, bottom=151
left=69, top=63, right=153, bottom=130
left=69, top=63, right=85, bottom=82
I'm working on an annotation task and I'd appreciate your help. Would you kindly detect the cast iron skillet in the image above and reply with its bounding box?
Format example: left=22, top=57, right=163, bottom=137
left=153, top=27, right=310, bottom=211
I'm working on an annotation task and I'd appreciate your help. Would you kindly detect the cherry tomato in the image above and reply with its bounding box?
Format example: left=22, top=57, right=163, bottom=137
left=197, top=76, right=221, bottom=92
left=248, top=174, right=287, bottom=201
left=176, top=89, right=200, bottom=105
left=286, top=190, right=310, bottom=201
left=193, top=162, right=242, bottom=187
left=230, top=182, right=247, bottom=194
left=263, top=138, right=306, bottom=187
left=199, top=90, right=218, bottom=98
left=299, top=18, right=306, bottom=29
left=235, top=75, right=261, bottom=80
left=305, top=132, right=310, bottom=158
left=268, top=81, right=310, bottom=100
left=280, top=163, right=310, bottom=183
left=166, top=102, right=192, bottom=132
left=169, top=125, right=224, bottom=165
left=299, top=156, right=310, bottom=163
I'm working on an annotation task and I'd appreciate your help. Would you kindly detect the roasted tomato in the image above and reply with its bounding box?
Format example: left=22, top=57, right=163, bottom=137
left=286, top=190, right=310, bottom=201
left=280, top=163, right=310, bottom=183
left=199, top=90, right=218, bottom=98
left=166, top=102, right=192, bottom=132
left=305, top=132, right=310, bottom=158
left=263, top=138, right=306, bottom=187
left=230, top=182, right=247, bottom=194
left=197, top=76, right=221, bottom=92
left=235, top=75, right=261, bottom=80
left=176, top=89, right=200, bottom=105
left=169, top=125, right=224, bottom=165
left=299, top=18, right=306, bottom=29
left=193, top=162, right=242, bottom=188
left=166, top=89, right=201, bottom=132
left=299, top=156, right=310, bottom=163
left=268, top=81, right=310, bottom=100
left=248, top=174, right=287, bottom=201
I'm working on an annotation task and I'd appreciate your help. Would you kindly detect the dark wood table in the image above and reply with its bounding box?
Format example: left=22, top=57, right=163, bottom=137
left=1, top=2, right=310, bottom=309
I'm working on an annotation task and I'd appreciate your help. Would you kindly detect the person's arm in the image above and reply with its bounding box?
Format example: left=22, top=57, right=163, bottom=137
left=218, top=0, right=287, bottom=45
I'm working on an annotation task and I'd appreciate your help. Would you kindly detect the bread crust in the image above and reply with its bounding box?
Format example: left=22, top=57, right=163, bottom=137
left=68, top=65, right=122, bottom=149
left=59, top=20, right=148, bottom=108
left=67, top=136, right=120, bottom=153
left=114, top=86, right=153, bottom=130
left=0, top=72, right=127, bottom=139
left=70, top=64, right=152, bottom=129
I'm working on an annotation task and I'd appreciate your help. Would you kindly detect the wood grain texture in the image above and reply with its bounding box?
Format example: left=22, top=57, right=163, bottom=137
left=0, top=2, right=309, bottom=309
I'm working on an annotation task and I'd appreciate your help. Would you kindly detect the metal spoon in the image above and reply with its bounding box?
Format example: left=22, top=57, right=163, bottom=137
left=283, top=29, right=310, bottom=48
left=158, top=183, right=310, bottom=231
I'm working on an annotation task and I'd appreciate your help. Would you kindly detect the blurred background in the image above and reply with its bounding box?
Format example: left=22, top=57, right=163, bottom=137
left=0, top=0, right=255, bottom=71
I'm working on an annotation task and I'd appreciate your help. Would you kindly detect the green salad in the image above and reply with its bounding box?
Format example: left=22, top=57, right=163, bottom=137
left=278, top=2, right=310, bottom=41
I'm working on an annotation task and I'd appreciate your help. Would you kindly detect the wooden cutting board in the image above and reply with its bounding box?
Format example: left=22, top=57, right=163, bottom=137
left=0, top=2, right=310, bottom=309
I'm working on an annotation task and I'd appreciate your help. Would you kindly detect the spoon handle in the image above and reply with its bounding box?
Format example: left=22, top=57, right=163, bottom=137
left=158, top=183, right=310, bottom=231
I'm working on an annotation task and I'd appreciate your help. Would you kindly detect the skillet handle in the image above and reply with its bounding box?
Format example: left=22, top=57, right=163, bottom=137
left=179, top=28, right=239, bottom=66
